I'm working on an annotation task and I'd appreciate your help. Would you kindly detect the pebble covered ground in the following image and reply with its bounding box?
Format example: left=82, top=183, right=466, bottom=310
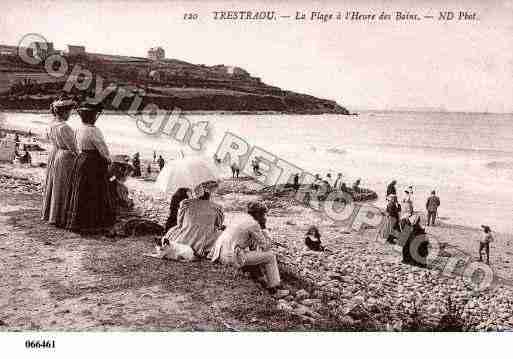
left=2, top=168, right=513, bottom=331
left=128, top=176, right=513, bottom=331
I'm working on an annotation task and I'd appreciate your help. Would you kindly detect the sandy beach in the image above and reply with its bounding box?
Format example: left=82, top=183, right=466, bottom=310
left=1, top=128, right=513, bottom=331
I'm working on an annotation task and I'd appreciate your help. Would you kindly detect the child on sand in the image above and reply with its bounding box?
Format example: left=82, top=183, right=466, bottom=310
left=305, top=226, right=324, bottom=251
left=478, top=225, right=494, bottom=265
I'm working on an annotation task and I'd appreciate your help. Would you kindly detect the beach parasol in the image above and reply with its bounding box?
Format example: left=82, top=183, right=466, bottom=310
left=155, top=156, right=220, bottom=194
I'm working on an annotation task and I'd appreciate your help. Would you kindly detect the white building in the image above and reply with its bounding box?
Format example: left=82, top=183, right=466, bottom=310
left=148, top=47, right=165, bottom=61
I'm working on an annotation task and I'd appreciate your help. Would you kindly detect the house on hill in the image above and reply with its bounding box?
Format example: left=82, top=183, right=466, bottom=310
left=211, top=65, right=250, bottom=78
left=148, top=47, right=165, bottom=61
left=67, top=45, right=86, bottom=56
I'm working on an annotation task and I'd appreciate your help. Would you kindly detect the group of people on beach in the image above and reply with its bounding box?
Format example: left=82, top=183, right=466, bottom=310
left=383, top=180, right=440, bottom=266
left=310, top=172, right=360, bottom=194
left=40, top=95, right=496, bottom=298
left=40, top=96, right=287, bottom=295
left=383, top=180, right=494, bottom=265
left=156, top=184, right=287, bottom=296
left=11, top=133, right=34, bottom=165
left=131, top=151, right=166, bottom=178
left=228, top=157, right=262, bottom=178
left=41, top=97, right=120, bottom=234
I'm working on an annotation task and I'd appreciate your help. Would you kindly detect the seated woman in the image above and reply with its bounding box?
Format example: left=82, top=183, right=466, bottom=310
left=164, top=187, right=191, bottom=237
left=209, top=201, right=283, bottom=294
left=108, top=161, right=135, bottom=216
left=161, top=184, right=224, bottom=258
left=305, top=226, right=324, bottom=251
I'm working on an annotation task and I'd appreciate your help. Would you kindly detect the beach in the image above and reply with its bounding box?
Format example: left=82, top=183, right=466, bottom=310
left=3, top=110, right=513, bottom=233
left=1, top=119, right=513, bottom=330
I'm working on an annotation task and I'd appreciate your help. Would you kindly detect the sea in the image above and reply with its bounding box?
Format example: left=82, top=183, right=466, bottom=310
left=3, top=111, right=513, bottom=233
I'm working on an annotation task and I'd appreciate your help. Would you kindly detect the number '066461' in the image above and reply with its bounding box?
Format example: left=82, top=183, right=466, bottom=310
left=25, top=340, right=56, bottom=349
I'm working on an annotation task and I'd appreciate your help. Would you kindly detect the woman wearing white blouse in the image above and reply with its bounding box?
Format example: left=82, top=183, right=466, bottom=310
left=66, top=102, right=115, bottom=234
left=42, top=98, right=78, bottom=227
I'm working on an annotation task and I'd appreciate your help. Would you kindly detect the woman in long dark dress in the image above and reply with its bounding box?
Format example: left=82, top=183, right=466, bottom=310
left=401, top=214, right=429, bottom=267
left=66, top=102, right=114, bottom=234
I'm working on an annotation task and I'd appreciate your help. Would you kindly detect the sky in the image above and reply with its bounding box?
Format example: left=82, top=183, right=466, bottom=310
left=1, top=0, right=512, bottom=113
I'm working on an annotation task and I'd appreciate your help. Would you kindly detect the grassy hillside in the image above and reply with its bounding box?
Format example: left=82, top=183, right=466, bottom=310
left=0, top=46, right=349, bottom=114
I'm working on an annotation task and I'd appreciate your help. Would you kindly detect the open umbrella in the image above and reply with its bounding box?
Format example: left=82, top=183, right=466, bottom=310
left=155, top=156, right=220, bottom=194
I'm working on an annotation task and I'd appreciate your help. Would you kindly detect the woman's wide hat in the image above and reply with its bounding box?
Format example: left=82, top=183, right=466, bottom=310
left=50, top=98, right=77, bottom=113
left=77, top=101, right=104, bottom=115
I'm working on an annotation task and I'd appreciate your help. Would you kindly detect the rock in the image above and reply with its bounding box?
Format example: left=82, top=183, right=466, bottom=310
left=353, top=295, right=364, bottom=305
left=345, top=304, right=369, bottom=321
left=327, top=300, right=338, bottom=307
left=274, top=289, right=290, bottom=299
left=295, top=289, right=309, bottom=301
left=276, top=300, right=293, bottom=312
left=294, top=305, right=310, bottom=316
left=299, top=315, right=317, bottom=324
left=335, top=314, right=356, bottom=327
left=301, top=298, right=321, bottom=307
left=309, top=311, right=322, bottom=319
left=328, top=272, right=344, bottom=280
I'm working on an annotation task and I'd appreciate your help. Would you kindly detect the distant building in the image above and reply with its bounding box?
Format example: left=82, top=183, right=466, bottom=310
left=30, top=41, right=54, bottom=60
left=67, top=45, right=86, bottom=56
left=148, top=47, right=165, bottom=61
left=212, top=64, right=250, bottom=78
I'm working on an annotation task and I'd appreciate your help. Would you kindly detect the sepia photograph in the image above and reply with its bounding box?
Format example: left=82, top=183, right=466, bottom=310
left=0, top=0, right=512, bottom=356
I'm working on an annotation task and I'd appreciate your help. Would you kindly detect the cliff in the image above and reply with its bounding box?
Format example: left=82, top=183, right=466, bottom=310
left=0, top=46, right=350, bottom=114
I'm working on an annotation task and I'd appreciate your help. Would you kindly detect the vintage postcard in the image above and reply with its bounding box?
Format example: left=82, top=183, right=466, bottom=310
left=0, top=0, right=512, bottom=356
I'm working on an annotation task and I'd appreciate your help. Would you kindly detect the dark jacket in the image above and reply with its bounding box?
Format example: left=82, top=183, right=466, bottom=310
left=386, top=201, right=401, bottom=220
left=305, top=236, right=323, bottom=251
left=386, top=183, right=397, bottom=196
left=426, top=195, right=441, bottom=212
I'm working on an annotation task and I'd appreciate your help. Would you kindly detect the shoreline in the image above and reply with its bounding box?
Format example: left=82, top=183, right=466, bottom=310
left=1, top=109, right=348, bottom=116
left=2, top=124, right=512, bottom=238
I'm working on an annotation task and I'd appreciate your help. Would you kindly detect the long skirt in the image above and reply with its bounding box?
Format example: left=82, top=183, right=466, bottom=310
left=66, top=150, right=115, bottom=234
left=41, top=148, right=76, bottom=227
left=382, top=216, right=398, bottom=239
left=41, top=145, right=57, bottom=218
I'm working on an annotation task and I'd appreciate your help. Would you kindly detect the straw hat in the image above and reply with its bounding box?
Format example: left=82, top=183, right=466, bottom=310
left=50, top=98, right=76, bottom=114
